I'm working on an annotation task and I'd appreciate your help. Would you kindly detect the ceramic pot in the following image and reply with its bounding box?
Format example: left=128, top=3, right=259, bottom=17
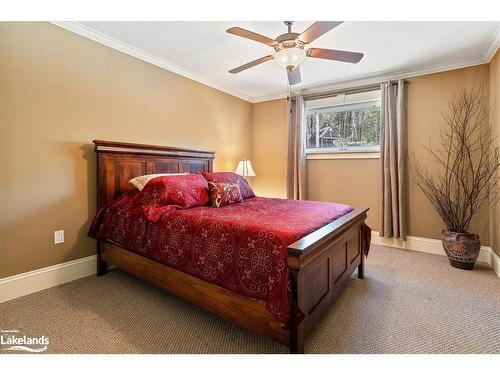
left=441, top=230, right=480, bottom=270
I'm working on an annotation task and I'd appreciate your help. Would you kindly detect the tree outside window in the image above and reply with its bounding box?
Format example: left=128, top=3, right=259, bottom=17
left=305, top=91, right=381, bottom=152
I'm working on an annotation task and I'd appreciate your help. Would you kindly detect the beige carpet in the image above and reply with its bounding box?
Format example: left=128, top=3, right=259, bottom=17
left=1, top=245, right=499, bottom=354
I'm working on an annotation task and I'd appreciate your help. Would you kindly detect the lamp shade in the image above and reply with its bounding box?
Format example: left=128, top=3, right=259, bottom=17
left=235, top=160, right=256, bottom=177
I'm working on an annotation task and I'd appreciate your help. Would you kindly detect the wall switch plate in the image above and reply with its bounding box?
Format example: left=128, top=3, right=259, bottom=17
left=54, top=230, right=64, bottom=244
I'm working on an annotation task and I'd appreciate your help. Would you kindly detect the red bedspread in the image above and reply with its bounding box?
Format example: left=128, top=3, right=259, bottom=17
left=89, top=194, right=368, bottom=324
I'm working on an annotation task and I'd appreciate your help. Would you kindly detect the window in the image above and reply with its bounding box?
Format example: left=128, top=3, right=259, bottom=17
left=305, top=88, right=381, bottom=154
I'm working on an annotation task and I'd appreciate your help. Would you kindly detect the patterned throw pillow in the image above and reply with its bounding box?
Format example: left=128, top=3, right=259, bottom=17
left=201, top=172, right=255, bottom=199
left=208, top=182, right=243, bottom=208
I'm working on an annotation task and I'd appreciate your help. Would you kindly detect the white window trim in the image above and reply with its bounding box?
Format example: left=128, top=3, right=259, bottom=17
left=306, top=148, right=380, bottom=160
left=306, top=99, right=380, bottom=113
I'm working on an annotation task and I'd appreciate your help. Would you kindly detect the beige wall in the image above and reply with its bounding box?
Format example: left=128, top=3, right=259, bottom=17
left=406, top=64, right=490, bottom=242
left=252, top=64, right=492, bottom=243
left=307, top=159, right=380, bottom=229
left=489, top=50, right=500, bottom=256
left=0, top=22, right=253, bottom=278
left=252, top=99, right=288, bottom=198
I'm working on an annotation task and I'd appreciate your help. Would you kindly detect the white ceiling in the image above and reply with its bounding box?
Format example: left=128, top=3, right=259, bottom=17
left=61, top=21, right=499, bottom=102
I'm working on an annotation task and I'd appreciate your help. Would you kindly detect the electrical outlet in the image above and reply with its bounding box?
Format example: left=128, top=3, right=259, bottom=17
left=54, top=230, right=64, bottom=245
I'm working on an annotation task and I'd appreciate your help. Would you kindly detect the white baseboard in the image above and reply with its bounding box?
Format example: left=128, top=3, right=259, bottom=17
left=1, top=232, right=498, bottom=304
left=0, top=255, right=97, bottom=303
left=372, top=231, right=500, bottom=279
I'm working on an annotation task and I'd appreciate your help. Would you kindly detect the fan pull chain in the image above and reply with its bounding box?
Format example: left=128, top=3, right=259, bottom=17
left=286, top=71, right=292, bottom=101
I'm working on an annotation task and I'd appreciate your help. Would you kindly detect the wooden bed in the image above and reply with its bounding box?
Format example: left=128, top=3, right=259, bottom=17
left=93, top=140, right=368, bottom=354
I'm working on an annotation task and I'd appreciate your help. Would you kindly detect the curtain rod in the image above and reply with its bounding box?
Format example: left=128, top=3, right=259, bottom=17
left=302, top=79, right=408, bottom=101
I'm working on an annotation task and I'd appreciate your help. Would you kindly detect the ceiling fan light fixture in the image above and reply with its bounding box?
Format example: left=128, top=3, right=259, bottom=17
left=274, top=47, right=306, bottom=69
left=227, top=21, right=363, bottom=86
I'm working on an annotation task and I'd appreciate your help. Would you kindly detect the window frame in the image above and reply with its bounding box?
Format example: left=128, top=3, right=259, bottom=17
left=304, top=94, right=382, bottom=159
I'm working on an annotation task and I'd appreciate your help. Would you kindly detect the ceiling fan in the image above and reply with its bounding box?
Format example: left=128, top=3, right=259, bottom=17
left=227, top=21, right=364, bottom=86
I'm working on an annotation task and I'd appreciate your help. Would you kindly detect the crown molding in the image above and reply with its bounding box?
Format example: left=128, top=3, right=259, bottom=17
left=253, top=93, right=291, bottom=103
left=50, top=21, right=254, bottom=103
left=51, top=21, right=500, bottom=104
left=300, top=57, right=488, bottom=97
left=256, top=56, right=490, bottom=102
left=484, top=24, right=500, bottom=62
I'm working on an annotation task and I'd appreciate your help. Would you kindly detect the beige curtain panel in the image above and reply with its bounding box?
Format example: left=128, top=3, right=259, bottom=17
left=286, top=96, right=308, bottom=200
left=379, top=80, right=408, bottom=240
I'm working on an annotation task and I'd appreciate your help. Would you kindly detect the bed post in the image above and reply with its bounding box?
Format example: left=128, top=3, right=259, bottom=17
left=97, top=240, right=108, bottom=276
left=357, top=229, right=365, bottom=279
left=94, top=146, right=108, bottom=277
left=289, top=270, right=304, bottom=354
left=357, top=253, right=365, bottom=279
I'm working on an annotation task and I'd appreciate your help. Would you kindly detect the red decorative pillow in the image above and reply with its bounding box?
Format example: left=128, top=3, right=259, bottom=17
left=208, top=182, right=243, bottom=207
left=201, top=172, right=255, bottom=199
left=136, top=174, right=209, bottom=209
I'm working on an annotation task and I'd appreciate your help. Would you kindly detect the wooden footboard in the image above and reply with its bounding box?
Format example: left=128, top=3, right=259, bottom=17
left=287, top=208, right=368, bottom=353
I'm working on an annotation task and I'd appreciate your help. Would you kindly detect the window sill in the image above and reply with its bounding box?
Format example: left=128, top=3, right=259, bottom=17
left=306, top=151, right=380, bottom=160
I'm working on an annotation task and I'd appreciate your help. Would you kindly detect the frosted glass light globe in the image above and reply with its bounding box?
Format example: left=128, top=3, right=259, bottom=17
left=274, top=47, right=306, bottom=69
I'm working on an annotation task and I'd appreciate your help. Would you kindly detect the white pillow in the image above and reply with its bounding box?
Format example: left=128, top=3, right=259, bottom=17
left=129, top=173, right=188, bottom=191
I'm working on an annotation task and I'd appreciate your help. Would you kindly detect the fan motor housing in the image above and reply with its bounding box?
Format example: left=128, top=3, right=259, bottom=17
left=274, top=32, right=304, bottom=52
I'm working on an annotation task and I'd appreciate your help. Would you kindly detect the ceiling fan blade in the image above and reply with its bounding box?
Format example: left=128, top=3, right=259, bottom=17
left=307, top=48, right=364, bottom=63
left=227, top=27, right=277, bottom=47
left=229, top=55, right=274, bottom=74
left=287, top=66, right=301, bottom=85
left=299, top=22, right=343, bottom=44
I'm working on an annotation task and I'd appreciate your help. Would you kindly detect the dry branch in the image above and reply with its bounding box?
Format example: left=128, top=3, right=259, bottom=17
left=409, top=84, right=500, bottom=233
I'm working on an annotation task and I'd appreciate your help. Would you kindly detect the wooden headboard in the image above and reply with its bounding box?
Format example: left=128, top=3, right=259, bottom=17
left=94, top=140, right=215, bottom=209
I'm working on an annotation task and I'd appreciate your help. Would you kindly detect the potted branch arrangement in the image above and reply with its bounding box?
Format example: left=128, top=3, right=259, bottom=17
left=411, top=85, right=500, bottom=270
